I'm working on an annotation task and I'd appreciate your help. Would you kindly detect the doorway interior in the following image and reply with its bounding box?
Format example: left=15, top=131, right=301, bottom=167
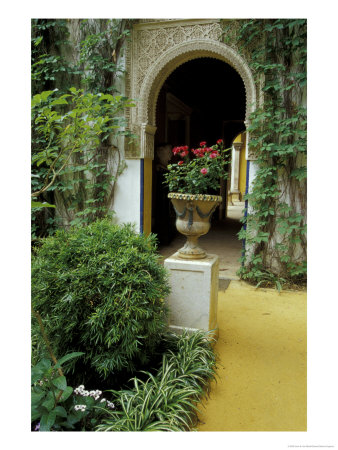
left=152, top=57, right=247, bottom=278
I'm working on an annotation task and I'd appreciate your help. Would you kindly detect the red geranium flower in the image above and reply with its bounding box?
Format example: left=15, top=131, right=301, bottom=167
left=217, top=139, right=223, bottom=145
left=172, top=147, right=180, bottom=155
left=178, top=160, right=184, bottom=165
left=199, top=141, right=207, bottom=147
left=209, top=152, right=218, bottom=159
left=192, top=148, right=202, bottom=156
left=197, top=149, right=205, bottom=157
left=200, top=168, right=208, bottom=175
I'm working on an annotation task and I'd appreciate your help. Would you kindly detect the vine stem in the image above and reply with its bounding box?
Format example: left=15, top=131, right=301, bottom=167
left=31, top=306, right=65, bottom=404
left=31, top=142, right=78, bottom=198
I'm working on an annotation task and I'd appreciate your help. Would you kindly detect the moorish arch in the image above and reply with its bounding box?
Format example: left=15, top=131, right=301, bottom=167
left=141, top=40, right=256, bottom=128
left=124, top=19, right=257, bottom=160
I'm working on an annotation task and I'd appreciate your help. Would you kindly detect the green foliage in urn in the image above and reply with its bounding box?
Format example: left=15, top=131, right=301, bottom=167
left=31, top=219, right=170, bottom=381
left=163, top=140, right=230, bottom=195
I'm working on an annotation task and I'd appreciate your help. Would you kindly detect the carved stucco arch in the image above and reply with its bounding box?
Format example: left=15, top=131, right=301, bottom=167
left=139, top=39, right=256, bottom=128
left=128, top=39, right=256, bottom=160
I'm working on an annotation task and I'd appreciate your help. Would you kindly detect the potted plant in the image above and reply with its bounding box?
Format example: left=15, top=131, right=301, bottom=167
left=163, top=140, right=230, bottom=259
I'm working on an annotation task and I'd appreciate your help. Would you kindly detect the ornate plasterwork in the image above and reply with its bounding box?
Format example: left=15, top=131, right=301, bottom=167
left=125, top=19, right=257, bottom=160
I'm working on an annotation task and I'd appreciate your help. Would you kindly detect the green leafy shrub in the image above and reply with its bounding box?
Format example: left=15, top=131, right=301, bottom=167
left=32, top=219, right=170, bottom=381
left=96, top=331, right=217, bottom=431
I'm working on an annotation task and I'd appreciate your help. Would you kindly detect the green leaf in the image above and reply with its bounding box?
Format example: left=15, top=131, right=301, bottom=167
left=64, top=413, right=81, bottom=426
left=42, top=391, right=55, bottom=412
left=40, top=90, right=55, bottom=102
left=31, top=391, right=45, bottom=406
left=34, top=36, right=43, bottom=46
left=31, top=370, right=44, bottom=386
left=58, top=386, right=73, bottom=402
left=52, top=376, right=67, bottom=391
left=40, top=411, right=57, bottom=431
left=50, top=98, right=69, bottom=106
left=54, top=352, right=85, bottom=368
left=54, top=406, right=68, bottom=418
left=275, top=280, right=282, bottom=293
left=31, top=358, right=52, bottom=384
left=31, top=406, right=41, bottom=422
left=31, top=201, right=56, bottom=209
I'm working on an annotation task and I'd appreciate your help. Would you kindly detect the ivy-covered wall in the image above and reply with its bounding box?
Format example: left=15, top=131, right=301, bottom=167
left=31, top=19, right=135, bottom=238
left=222, top=19, right=307, bottom=286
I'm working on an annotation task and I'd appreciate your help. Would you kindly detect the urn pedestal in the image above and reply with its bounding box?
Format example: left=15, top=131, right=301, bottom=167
left=164, top=252, right=219, bottom=338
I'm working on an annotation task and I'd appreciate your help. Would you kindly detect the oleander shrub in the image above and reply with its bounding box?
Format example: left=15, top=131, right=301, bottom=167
left=32, top=219, right=170, bottom=381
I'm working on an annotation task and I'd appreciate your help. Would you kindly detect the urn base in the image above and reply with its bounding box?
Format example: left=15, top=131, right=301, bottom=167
left=177, top=236, right=207, bottom=259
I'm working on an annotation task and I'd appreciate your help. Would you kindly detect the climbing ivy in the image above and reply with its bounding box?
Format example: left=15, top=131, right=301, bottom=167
left=224, top=19, right=307, bottom=288
left=31, top=19, right=136, bottom=239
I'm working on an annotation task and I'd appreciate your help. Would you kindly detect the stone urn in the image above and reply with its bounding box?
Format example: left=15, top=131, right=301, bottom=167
left=168, top=192, right=222, bottom=259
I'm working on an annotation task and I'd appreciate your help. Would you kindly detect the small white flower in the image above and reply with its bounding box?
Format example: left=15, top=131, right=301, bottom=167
left=82, top=390, right=89, bottom=396
left=74, top=404, right=87, bottom=412
left=100, top=398, right=106, bottom=403
left=75, top=385, right=85, bottom=395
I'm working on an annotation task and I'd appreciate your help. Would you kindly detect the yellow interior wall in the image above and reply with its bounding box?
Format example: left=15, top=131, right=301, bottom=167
left=233, top=134, right=242, bottom=144
left=230, top=132, right=247, bottom=202
left=239, top=132, right=247, bottom=199
left=143, top=158, right=152, bottom=236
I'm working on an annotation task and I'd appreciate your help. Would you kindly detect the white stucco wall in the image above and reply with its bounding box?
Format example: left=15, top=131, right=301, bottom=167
left=247, top=160, right=258, bottom=214
left=113, top=159, right=141, bottom=231
left=109, top=44, right=143, bottom=231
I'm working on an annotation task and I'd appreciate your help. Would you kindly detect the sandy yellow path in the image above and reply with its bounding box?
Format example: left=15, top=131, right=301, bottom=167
left=198, top=280, right=307, bottom=431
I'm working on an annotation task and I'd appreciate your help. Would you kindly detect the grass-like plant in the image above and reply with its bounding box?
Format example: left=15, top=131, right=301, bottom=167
left=32, top=219, right=170, bottom=382
left=96, top=330, right=217, bottom=431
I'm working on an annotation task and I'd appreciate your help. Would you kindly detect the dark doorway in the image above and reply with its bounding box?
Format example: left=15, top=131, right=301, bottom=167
left=152, top=57, right=246, bottom=246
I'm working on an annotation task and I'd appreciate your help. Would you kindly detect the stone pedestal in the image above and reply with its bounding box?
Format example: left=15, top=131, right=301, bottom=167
left=164, top=253, right=219, bottom=338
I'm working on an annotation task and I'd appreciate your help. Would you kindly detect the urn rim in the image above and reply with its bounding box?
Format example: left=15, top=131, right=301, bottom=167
left=168, top=192, right=222, bottom=202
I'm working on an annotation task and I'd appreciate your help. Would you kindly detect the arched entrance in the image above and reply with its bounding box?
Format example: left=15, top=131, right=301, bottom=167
left=123, top=20, right=257, bottom=264
left=152, top=57, right=247, bottom=245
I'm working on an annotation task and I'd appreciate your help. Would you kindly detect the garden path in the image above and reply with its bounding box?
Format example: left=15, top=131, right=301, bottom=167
left=197, top=280, right=307, bottom=431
